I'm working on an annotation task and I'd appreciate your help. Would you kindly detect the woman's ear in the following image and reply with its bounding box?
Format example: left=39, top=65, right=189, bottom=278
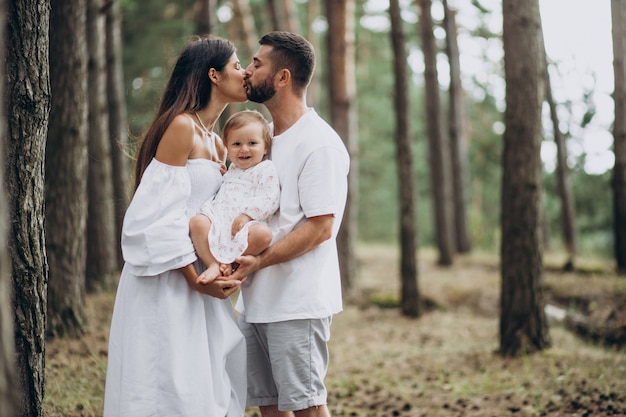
left=208, top=68, right=219, bottom=83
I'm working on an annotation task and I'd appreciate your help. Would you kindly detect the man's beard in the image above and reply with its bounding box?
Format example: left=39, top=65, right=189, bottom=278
left=245, top=76, right=276, bottom=103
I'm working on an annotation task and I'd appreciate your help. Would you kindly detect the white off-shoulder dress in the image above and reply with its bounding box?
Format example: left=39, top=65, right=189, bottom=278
left=103, top=158, right=247, bottom=417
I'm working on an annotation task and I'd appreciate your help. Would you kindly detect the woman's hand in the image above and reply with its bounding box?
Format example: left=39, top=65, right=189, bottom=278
left=179, top=263, right=242, bottom=299
left=193, top=277, right=242, bottom=299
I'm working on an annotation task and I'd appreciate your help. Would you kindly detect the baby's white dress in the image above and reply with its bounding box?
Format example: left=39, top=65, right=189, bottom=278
left=104, top=158, right=247, bottom=417
left=200, top=159, right=280, bottom=263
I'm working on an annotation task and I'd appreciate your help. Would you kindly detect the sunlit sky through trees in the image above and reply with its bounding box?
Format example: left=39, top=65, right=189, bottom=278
left=361, top=0, right=615, bottom=174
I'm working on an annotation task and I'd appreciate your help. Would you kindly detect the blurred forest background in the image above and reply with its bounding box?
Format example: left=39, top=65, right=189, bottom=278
left=3, top=0, right=626, bottom=416
left=121, top=0, right=611, bottom=256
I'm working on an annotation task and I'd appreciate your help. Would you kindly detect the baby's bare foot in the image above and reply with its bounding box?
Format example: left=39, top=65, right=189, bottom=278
left=197, top=263, right=221, bottom=284
left=220, top=263, right=233, bottom=277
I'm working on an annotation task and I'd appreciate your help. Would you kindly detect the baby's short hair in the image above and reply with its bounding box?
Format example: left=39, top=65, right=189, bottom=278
left=222, top=110, right=272, bottom=153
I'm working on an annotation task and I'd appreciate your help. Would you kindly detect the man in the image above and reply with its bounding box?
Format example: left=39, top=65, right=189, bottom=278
left=230, top=31, right=350, bottom=417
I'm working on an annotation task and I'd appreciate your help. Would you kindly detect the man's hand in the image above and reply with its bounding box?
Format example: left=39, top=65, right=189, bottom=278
left=227, top=254, right=262, bottom=282
left=226, top=215, right=335, bottom=283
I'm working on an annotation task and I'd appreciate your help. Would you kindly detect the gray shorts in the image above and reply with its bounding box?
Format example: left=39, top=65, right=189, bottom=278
left=238, top=315, right=332, bottom=412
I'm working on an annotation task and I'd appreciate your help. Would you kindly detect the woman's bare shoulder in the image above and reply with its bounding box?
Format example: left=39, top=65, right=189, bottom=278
left=155, top=113, right=196, bottom=166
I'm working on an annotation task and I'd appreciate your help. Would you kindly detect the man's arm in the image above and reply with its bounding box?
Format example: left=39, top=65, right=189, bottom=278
left=229, top=214, right=334, bottom=281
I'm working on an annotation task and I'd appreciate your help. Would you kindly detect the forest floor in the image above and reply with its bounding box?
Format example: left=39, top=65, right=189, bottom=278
left=44, top=245, right=626, bottom=417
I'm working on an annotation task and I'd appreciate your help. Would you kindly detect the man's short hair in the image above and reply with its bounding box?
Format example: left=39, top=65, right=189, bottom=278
left=259, top=31, right=315, bottom=94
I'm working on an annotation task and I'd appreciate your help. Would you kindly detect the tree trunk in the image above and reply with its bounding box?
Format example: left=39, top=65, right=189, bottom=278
left=545, top=60, right=577, bottom=270
left=47, top=0, right=89, bottom=338
left=611, top=0, right=626, bottom=273
left=305, top=0, right=321, bottom=108
left=231, top=0, right=258, bottom=62
left=6, top=0, right=50, bottom=414
left=194, top=0, right=217, bottom=35
left=281, top=0, right=299, bottom=33
left=443, top=0, right=471, bottom=254
left=87, top=0, right=117, bottom=292
left=105, top=0, right=130, bottom=269
left=500, top=0, right=550, bottom=356
left=389, top=0, right=420, bottom=318
left=0, top=181, right=18, bottom=416
left=0, top=0, right=19, bottom=414
left=418, top=0, right=454, bottom=266
left=266, top=0, right=282, bottom=30
left=325, top=0, right=358, bottom=297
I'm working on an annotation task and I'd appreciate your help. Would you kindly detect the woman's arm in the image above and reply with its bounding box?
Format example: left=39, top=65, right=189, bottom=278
left=152, top=114, right=239, bottom=297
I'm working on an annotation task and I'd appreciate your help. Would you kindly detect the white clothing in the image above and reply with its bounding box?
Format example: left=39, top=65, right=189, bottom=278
left=104, top=158, right=247, bottom=417
left=235, top=109, right=350, bottom=323
left=200, top=160, right=280, bottom=264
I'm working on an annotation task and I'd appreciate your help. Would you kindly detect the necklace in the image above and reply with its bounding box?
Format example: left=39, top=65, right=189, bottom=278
left=195, top=112, right=212, bottom=136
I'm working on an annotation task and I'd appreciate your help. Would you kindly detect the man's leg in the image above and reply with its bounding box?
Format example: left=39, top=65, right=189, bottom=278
left=260, top=405, right=293, bottom=417
left=294, top=405, right=330, bottom=417
left=266, top=318, right=332, bottom=414
left=260, top=403, right=330, bottom=417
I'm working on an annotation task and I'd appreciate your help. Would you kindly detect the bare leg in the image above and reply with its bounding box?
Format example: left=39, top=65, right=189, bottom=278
left=219, top=223, right=271, bottom=277
left=293, top=405, right=331, bottom=417
left=189, top=214, right=221, bottom=283
left=260, top=405, right=294, bottom=417
left=244, top=223, right=273, bottom=256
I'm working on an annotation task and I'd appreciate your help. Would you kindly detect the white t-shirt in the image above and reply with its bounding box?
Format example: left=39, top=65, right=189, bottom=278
left=236, top=108, right=350, bottom=323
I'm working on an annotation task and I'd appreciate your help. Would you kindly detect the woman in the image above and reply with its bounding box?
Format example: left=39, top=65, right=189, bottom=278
left=104, top=36, right=248, bottom=417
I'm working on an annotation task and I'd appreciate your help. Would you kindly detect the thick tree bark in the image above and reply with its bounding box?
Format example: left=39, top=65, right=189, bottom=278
left=105, top=0, right=130, bottom=269
left=418, top=0, right=455, bottom=266
left=389, top=0, right=420, bottom=317
left=500, top=0, right=550, bottom=356
left=6, top=0, right=50, bottom=414
left=1, top=1, right=19, bottom=415
left=87, top=0, right=117, bottom=292
left=47, top=0, right=89, bottom=338
left=611, top=0, right=626, bottom=273
left=325, top=0, right=358, bottom=297
left=443, top=0, right=471, bottom=254
left=0, top=185, right=17, bottom=416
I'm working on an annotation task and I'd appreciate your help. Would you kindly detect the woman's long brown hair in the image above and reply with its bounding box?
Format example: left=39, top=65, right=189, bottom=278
left=133, top=35, right=236, bottom=191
